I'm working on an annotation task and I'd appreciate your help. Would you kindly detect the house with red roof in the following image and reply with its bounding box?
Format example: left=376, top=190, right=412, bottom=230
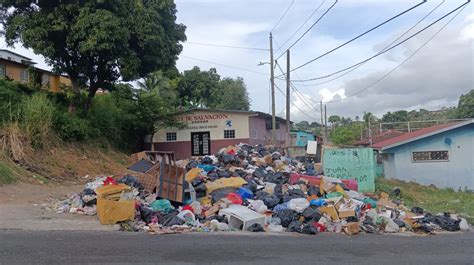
left=373, top=120, right=474, bottom=190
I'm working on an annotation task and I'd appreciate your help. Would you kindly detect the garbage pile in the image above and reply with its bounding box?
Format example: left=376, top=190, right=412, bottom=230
left=56, top=143, right=471, bottom=235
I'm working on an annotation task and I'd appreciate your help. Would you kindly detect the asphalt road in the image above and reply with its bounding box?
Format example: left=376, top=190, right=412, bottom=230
left=0, top=230, right=473, bottom=265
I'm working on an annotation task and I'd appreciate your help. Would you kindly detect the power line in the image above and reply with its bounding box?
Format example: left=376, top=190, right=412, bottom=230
left=279, top=0, right=327, bottom=49
left=275, top=82, right=318, bottom=120
left=292, top=0, right=445, bottom=84
left=180, top=55, right=270, bottom=76
left=275, top=60, right=321, bottom=113
left=276, top=0, right=337, bottom=60
left=291, top=0, right=427, bottom=72
left=271, top=0, right=296, bottom=33
left=325, top=2, right=469, bottom=104
left=292, top=0, right=446, bottom=83
left=185, top=41, right=268, bottom=51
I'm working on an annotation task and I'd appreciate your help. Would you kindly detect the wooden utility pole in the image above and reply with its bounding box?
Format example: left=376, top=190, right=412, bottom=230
left=286, top=50, right=290, bottom=138
left=324, top=104, right=328, bottom=143
left=270, top=33, right=276, bottom=145
left=320, top=100, right=324, bottom=143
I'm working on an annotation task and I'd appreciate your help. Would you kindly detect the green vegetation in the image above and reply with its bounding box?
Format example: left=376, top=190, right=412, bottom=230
left=456, top=89, right=474, bottom=118
left=376, top=178, right=474, bottom=223
left=1, top=0, right=186, bottom=111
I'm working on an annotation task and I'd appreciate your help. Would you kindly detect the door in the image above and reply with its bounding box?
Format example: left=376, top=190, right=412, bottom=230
left=191, top=132, right=211, bottom=156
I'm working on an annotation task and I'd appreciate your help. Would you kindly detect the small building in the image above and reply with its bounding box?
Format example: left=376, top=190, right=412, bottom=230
left=289, top=130, right=316, bottom=147
left=373, top=120, right=474, bottom=190
left=0, top=49, right=71, bottom=92
left=149, top=108, right=290, bottom=159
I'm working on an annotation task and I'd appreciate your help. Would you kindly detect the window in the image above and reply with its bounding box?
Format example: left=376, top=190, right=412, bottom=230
left=412, top=151, right=449, bottom=162
left=20, top=69, right=29, bottom=81
left=41, top=73, right=49, bottom=85
left=0, top=65, right=5, bottom=78
left=166, top=132, right=177, bottom=141
left=224, top=129, right=235, bottom=139
left=252, top=129, right=257, bottom=139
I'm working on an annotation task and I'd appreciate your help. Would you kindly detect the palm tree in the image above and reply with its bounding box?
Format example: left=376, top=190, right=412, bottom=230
left=136, top=71, right=176, bottom=101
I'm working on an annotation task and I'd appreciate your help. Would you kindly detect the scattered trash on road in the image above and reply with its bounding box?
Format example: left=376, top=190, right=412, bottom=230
left=54, top=143, right=471, bottom=235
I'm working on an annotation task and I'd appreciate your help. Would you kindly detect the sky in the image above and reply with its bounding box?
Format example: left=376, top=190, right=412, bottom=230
left=1, top=0, right=473, bottom=122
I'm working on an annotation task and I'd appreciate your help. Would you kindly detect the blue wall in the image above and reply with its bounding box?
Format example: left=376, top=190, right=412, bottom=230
left=291, top=131, right=315, bottom=147
left=382, top=124, right=474, bottom=190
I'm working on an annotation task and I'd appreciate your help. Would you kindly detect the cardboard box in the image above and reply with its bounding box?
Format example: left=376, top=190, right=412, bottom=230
left=95, top=184, right=135, bottom=225
left=377, top=198, right=397, bottom=209
left=338, top=210, right=356, bottom=218
left=319, top=205, right=340, bottom=221
left=344, top=222, right=360, bottom=235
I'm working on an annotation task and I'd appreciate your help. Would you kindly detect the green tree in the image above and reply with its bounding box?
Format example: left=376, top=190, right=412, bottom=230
left=330, top=124, right=360, bottom=145
left=295, top=121, right=310, bottom=130
left=382, top=110, right=409, bottom=123
left=1, top=1, right=186, bottom=111
left=328, top=115, right=341, bottom=126
left=209, top=77, right=250, bottom=110
left=178, top=67, right=220, bottom=108
left=456, top=89, right=474, bottom=118
left=137, top=71, right=177, bottom=103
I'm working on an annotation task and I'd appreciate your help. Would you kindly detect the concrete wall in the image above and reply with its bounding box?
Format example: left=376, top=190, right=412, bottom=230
left=383, top=124, right=474, bottom=190
left=248, top=116, right=288, bottom=146
left=154, top=111, right=251, bottom=142
left=154, top=138, right=248, bottom=159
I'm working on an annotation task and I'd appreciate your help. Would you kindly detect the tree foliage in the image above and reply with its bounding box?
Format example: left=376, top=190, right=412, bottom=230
left=209, top=77, right=250, bottom=111
left=1, top=0, right=186, bottom=111
left=177, top=66, right=250, bottom=110
left=456, top=89, right=474, bottom=118
left=330, top=123, right=361, bottom=145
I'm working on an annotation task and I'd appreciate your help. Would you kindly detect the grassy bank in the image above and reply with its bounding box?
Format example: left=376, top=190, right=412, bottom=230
left=376, top=178, right=474, bottom=223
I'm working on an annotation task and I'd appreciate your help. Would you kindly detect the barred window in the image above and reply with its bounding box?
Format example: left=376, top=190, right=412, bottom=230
left=0, top=65, right=5, bottom=78
left=412, top=151, right=449, bottom=162
left=166, top=132, right=177, bottom=141
left=21, top=69, right=29, bottom=81
left=224, top=130, right=235, bottom=139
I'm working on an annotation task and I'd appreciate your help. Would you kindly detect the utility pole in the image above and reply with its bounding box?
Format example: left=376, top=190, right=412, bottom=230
left=324, top=104, right=328, bottom=143
left=368, top=117, right=372, bottom=145
left=286, top=50, right=290, bottom=141
left=270, top=33, right=276, bottom=145
left=320, top=100, right=324, bottom=143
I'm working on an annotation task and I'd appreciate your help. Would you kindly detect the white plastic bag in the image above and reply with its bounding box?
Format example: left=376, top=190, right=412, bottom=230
left=287, top=198, right=310, bottom=213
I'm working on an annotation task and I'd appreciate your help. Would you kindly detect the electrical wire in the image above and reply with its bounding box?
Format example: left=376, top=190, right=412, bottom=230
left=185, top=41, right=268, bottom=51
left=292, top=0, right=445, bottom=84
left=290, top=0, right=427, bottom=72
left=275, top=61, right=321, bottom=113
left=275, top=82, right=318, bottom=120
left=180, top=55, right=270, bottom=76
left=278, top=0, right=327, bottom=49
left=325, top=2, right=469, bottom=104
left=271, top=0, right=296, bottom=33
left=276, top=0, right=336, bottom=60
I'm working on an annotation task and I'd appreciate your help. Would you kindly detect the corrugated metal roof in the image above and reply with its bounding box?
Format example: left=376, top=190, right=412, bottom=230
left=373, top=120, right=473, bottom=150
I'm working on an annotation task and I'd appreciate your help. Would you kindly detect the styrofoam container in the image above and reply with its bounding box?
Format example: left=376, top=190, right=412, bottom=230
left=219, top=204, right=266, bottom=231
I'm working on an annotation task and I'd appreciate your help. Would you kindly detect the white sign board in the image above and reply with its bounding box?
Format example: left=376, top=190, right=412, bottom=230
left=306, top=140, right=318, bottom=155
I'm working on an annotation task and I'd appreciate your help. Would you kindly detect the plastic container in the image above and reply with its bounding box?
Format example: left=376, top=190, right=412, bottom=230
left=219, top=204, right=265, bottom=231
left=236, top=187, right=253, bottom=200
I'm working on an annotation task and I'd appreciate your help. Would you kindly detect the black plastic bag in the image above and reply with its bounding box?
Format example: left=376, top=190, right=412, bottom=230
left=434, top=214, right=460, bottom=231
left=217, top=170, right=231, bottom=178
left=411, top=206, right=424, bottom=214
left=252, top=168, right=266, bottom=179
left=287, top=220, right=303, bottom=233
left=302, top=206, right=322, bottom=222
left=117, top=175, right=144, bottom=190
left=263, top=194, right=280, bottom=209
left=221, top=154, right=239, bottom=165
left=201, top=156, right=213, bottom=165
left=247, top=223, right=265, bottom=232
left=242, top=181, right=258, bottom=193
left=139, top=205, right=154, bottom=224
left=394, top=219, right=406, bottom=228
left=210, top=187, right=238, bottom=203
left=301, top=223, right=318, bottom=235
left=276, top=209, right=297, bottom=227
left=207, top=172, right=219, bottom=181
left=159, top=213, right=185, bottom=227
left=185, top=160, right=199, bottom=171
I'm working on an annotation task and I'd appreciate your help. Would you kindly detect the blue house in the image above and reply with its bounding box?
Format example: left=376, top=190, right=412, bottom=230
left=373, top=120, right=474, bottom=190
left=290, top=130, right=316, bottom=147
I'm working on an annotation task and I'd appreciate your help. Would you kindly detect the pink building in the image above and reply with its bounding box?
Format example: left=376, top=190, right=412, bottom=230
left=148, top=109, right=290, bottom=159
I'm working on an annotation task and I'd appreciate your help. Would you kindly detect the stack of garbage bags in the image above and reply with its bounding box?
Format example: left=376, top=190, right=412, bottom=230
left=56, top=143, right=471, bottom=235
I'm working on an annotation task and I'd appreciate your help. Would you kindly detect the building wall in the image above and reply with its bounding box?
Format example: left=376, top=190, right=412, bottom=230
left=383, top=124, right=474, bottom=190
left=1, top=59, right=26, bottom=82
left=248, top=116, right=288, bottom=146
left=153, top=110, right=252, bottom=159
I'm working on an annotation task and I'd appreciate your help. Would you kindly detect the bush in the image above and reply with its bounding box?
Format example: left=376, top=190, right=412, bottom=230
left=0, top=79, right=33, bottom=125
left=21, top=93, right=55, bottom=148
left=53, top=111, right=88, bottom=141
